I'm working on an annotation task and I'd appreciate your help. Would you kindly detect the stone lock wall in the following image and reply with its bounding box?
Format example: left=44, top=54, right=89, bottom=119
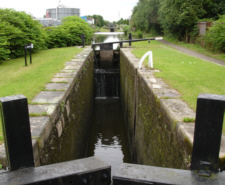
left=39, top=54, right=94, bottom=165
left=120, top=48, right=225, bottom=169
left=120, top=48, right=195, bottom=169
left=0, top=48, right=94, bottom=168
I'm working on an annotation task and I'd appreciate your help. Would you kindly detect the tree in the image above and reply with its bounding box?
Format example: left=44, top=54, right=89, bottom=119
left=204, top=14, right=225, bottom=52
left=0, top=9, right=46, bottom=60
left=87, top=15, right=106, bottom=27
left=61, top=16, right=94, bottom=46
left=131, top=0, right=161, bottom=34
left=44, top=26, right=70, bottom=48
left=116, top=18, right=129, bottom=25
left=158, top=0, right=205, bottom=41
left=201, top=0, right=225, bottom=20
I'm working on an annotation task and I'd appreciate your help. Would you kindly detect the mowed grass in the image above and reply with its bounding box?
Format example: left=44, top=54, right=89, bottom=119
left=0, top=47, right=83, bottom=143
left=131, top=41, right=225, bottom=132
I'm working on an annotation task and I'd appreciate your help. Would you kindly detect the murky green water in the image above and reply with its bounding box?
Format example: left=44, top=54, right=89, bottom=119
left=86, top=98, right=131, bottom=176
left=87, top=32, right=131, bottom=176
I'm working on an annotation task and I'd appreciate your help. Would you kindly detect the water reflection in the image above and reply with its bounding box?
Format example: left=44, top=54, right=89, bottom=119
left=86, top=98, right=131, bottom=176
left=92, top=32, right=125, bottom=50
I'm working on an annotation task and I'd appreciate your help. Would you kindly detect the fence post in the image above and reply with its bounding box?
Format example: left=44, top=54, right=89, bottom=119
left=191, top=94, right=225, bottom=174
left=0, top=95, right=34, bottom=171
left=24, top=44, right=27, bottom=66
left=129, top=33, right=132, bottom=46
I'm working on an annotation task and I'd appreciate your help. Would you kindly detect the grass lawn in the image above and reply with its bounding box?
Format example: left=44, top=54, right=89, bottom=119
left=131, top=41, right=225, bottom=132
left=0, top=47, right=83, bottom=143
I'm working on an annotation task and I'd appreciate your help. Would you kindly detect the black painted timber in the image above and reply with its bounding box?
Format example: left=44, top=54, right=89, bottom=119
left=113, top=163, right=225, bottom=185
left=0, top=157, right=111, bottom=185
left=0, top=95, right=34, bottom=171
left=191, top=94, right=225, bottom=172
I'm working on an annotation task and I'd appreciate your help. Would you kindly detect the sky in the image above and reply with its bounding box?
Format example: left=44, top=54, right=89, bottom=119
left=0, top=0, right=139, bottom=22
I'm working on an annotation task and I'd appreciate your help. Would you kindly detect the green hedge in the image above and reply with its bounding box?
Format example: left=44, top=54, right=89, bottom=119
left=0, top=9, right=94, bottom=62
left=0, top=9, right=46, bottom=61
left=204, top=15, right=225, bottom=52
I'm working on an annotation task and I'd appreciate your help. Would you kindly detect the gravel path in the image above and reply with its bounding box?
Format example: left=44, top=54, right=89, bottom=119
left=158, top=40, right=225, bottom=66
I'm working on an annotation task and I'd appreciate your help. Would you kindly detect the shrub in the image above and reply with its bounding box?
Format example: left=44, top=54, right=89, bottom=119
left=0, top=9, right=46, bottom=60
left=44, top=16, right=94, bottom=48
left=136, top=30, right=143, bottom=39
left=123, top=25, right=130, bottom=36
left=61, top=16, right=94, bottom=46
left=44, top=27, right=70, bottom=49
left=204, top=15, right=225, bottom=52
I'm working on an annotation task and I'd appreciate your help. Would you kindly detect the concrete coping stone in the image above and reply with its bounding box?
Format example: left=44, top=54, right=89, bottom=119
left=30, top=116, right=50, bottom=139
left=65, top=61, right=83, bottom=65
left=153, top=88, right=180, bottom=98
left=45, top=83, right=70, bottom=91
left=30, top=116, right=52, bottom=150
left=160, top=99, right=196, bottom=123
left=121, top=48, right=225, bottom=160
left=73, top=55, right=87, bottom=59
left=60, top=69, right=76, bottom=73
left=64, top=65, right=81, bottom=70
left=51, top=78, right=73, bottom=83
left=32, top=90, right=66, bottom=104
left=28, top=104, right=57, bottom=116
left=32, top=139, right=40, bottom=167
left=55, top=72, right=77, bottom=78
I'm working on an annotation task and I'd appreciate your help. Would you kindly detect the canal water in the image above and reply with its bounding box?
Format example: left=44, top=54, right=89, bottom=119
left=86, top=32, right=131, bottom=176
left=92, top=32, right=125, bottom=50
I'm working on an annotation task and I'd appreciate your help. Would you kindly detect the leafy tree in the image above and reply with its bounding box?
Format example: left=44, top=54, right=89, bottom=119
left=0, top=35, right=10, bottom=62
left=44, top=16, right=93, bottom=49
left=204, top=14, right=225, bottom=52
left=201, top=0, right=225, bottom=20
left=123, top=25, right=130, bottom=36
left=0, top=8, right=46, bottom=60
left=131, top=0, right=161, bottom=34
left=44, top=26, right=70, bottom=48
left=158, top=0, right=205, bottom=41
left=87, top=15, right=106, bottom=27
left=61, top=16, right=94, bottom=46
left=116, top=18, right=129, bottom=25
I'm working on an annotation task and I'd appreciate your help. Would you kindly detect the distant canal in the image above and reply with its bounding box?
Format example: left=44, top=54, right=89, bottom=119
left=92, top=32, right=125, bottom=50
left=86, top=32, right=131, bottom=176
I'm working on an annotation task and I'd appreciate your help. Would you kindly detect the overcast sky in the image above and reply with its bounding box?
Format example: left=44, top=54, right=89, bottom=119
left=0, top=0, right=139, bottom=22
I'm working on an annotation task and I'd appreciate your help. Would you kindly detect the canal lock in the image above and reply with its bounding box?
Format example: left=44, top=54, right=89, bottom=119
left=86, top=43, right=132, bottom=176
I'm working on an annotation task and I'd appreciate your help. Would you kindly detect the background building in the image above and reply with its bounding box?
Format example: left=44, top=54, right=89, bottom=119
left=37, top=18, right=61, bottom=27
left=46, top=7, right=80, bottom=20
left=36, top=1, right=80, bottom=26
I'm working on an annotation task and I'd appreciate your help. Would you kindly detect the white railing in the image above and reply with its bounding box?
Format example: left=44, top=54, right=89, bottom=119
left=138, top=51, right=153, bottom=69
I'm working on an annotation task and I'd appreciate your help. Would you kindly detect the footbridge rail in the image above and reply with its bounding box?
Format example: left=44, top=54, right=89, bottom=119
left=92, top=37, right=163, bottom=49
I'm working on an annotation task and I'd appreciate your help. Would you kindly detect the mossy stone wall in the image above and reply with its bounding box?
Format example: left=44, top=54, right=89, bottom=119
left=40, top=53, right=94, bottom=165
left=120, top=49, right=191, bottom=169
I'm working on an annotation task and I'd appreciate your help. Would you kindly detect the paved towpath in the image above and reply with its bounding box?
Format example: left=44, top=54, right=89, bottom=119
left=159, top=40, right=225, bottom=66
